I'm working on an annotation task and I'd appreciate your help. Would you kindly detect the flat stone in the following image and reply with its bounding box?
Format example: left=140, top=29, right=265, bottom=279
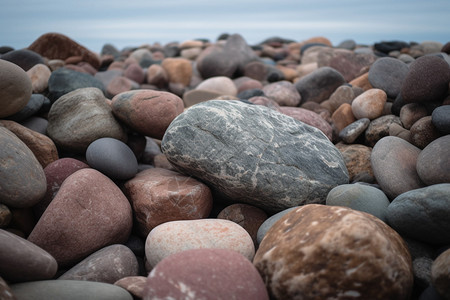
left=28, top=168, right=133, bottom=267
left=0, top=127, right=46, bottom=208
left=387, top=184, right=450, bottom=245
left=111, top=89, right=184, bottom=140
left=145, top=219, right=255, bottom=268
left=351, top=88, right=387, bottom=120
left=371, top=136, right=425, bottom=199
left=253, top=204, right=413, bottom=299
left=0, top=59, right=32, bottom=118
left=368, top=57, right=410, bottom=98
left=162, top=100, right=349, bottom=213
left=123, top=168, right=213, bottom=237
left=431, top=105, right=450, bottom=134
left=11, top=280, right=132, bottom=300
left=0, top=229, right=57, bottom=283
left=143, top=249, right=269, bottom=300
left=431, top=248, right=450, bottom=299
left=339, top=118, right=370, bottom=144
left=47, top=87, right=127, bottom=153
left=58, top=244, right=139, bottom=283
left=326, top=183, right=390, bottom=221
left=416, top=135, right=450, bottom=185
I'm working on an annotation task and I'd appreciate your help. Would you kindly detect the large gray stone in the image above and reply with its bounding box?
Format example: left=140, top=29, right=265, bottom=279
left=162, top=100, right=349, bottom=213
left=386, top=184, right=450, bottom=245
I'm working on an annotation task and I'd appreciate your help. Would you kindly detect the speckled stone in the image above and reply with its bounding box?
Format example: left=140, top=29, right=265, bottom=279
left=123, top=168, right=213, bottom=237
left=253, top=204, right=413, bottom=300
left=371, top=136, right=425, bottom=199
left=143, top=249, right=269, bottom=300
left=114, top=276, right=147, bottom=299
left=145, top=219, right=255, bottom=268
left=58, top=244, right=139, bottom=283
left=431, top=248, right=450, bottom=299
left=365, top=115, right=402, bottom=147
left=386, top=184, right=450, bottom=245
left=351, top=88, right=387, bottom=120
left=416, top=135, right=450, bottom=185
left=410, top=116, right=443, bottom=149
left=162, top=100, right=349, bottom=213
left=339, top=118, right=370, bottom=144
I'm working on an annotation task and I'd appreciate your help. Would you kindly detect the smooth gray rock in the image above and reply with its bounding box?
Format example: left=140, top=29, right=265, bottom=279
left=10, top=280, right=133, bottom=300
left=7, top=94, right=45, bottom=122
left=386, top=183, right=450, bottom=245
left=416, top=135, right=450, bottom=185
left=368, top=57, right=410, bottom=99
left=431, top=105, right=450, bottom=134
left=256, top=207, right=298, bottom=245
left=162, top=100, right=349, bottom=213
left=58, top=244, right=139, bottom=283
left=326, top=183, right=390, bottom=221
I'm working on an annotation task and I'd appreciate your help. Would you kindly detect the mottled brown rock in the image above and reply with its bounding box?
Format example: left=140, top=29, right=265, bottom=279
left=217, top=203, right=267, bottom=247
left=161, top=57, right=192, bottom=87
left=243, top=61, right=268, bottom=81
left=399, top=103, right=429, bottom=130
left=262, top=81, right=301, bottom=106
left=28, top=168, right=133, bottom=267
left=349, top=72, right=373, bottom=91
left=248, top=96, right=281, bottom=111
left=0, top=120, right=58, bottom=168
left=0, top=204, right=12, bottom=227
left=124, top=168, right=213, bottom=237
left=28, top=33, right=100, bottom=69
left=336, top=143, right=374, bottom=183
left=114, top=276, right=147, bottom=299
left=431, top=248, right=450, bottom=299
left=106, top=76, right=139, bottom=98
left=410, top=116, right=442, bottom=149
left=182, top=89, right=222, bottom=107
left=365, top=115, right=402, bottom=147
left=351, top=88, right=387, bottom=120
left=234, top=76, right=264, bottom=93
left=111, top=89, right=184, bottom=140
left=253, top=204, right=413, bottom=300
left=331, top=103, right=356, bottom=133
left=325, top=85, right=357, bottom=113
left=0, top=60, right=32, bottom=118
left=389, top=123, right=412, bottom=143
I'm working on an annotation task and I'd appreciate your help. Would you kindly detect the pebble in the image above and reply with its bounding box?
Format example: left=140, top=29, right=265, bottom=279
left=0, top=59, right=33, bottom=118
left=431, top=248, right=450, bottom=299
left=106, top=76, right=139, bottom=98
left=371, top=136, right=425, bottom=199
left=279, top=106, right=333, bottom=140
left=351, top=88, right=387, bottom=120
left=161, top=57, right=192, bottom=87
left=254, top=204, right=413, bottom=299
left=195, top=75, right=238, bottom=96
left=114, top=276, right=147, bottom=299
left=26, top=63, right=52, bottom=93
left=145, top=219, right=255, bottom=268
left=410, top=116, right=442, bottom=149
left=111, top=89, right=184, bottom=140
left=400, top=103, right=429, bottom=129
left=86, top=137, right=138, bottom=180
left=386, top=184, right=450, bottom=245
left=339, top=117, right=370, bottom=143
left=146, top=64, right=168, bottom=88
left=365, top=114, right=402, bottom=147
left=368, top=57, right=410, bottom=98
left=123, top=62, right=145, bottom=84
left=416, top=135, right=450, bottom=185
left=262, top=80, right=301, bottom=106
left=123, top=167, right=213, bottom=236
left=143, top=249, right=269, bottom=300
left=336, top=143, right=375, bottom=183
left=243, top=61, right=268, bottom=81
left=6, top=94, right=45, bottom=122
left=331, top=103, right=356, bottom=133
left=431, top=105, right=450, bottom=134
left=20, top=116, right=48, bottom=135
left=256, top=207, right=298, bottom=245
left=0, top=49, right=45, bottom=71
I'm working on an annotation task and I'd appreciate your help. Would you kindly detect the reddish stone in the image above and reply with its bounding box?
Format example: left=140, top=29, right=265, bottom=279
left=234, top=76, right=264, bottom=93
left=279, top=106, right=333, bottom=140
left=114, top=276, right=147, bottom=299
left=336, top=143, right=375, bottom=183
left=146, top=64, right=168, bottom=88
left=331, top=103, right=356, bottom=133
left=124, top=63, right=145, bottom=84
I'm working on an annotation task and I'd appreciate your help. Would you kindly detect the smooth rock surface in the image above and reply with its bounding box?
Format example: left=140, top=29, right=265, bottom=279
left=262, top=81, right=301, bottom=106
left=431, top=248, right=450, bottom=299
left=416, top=135, right=450, bottom=185
left=256, top=206, right=298, bottom=245
left=410, top=116, right=443, bottom=149
left=143, top=249, right=269, bottom=300
left=145, top=219, right=255, bottom=268
left=195, top=76, right=238, bottom=96
left=6, top=94, right=46, bottom=122
left=162, top=100, right=349, bottom=213
left=253, top=204, right=413, bottom=300
left=431, top=105, right=450, bottom=134
left=400, top=103, right=429, bottom=130
left=386, top=184, right=450, bottom=245
left=114, top=276, right=147, bottom=299
left=368, top=57, right=410, bottom=98
left=351, top=88, right=387, bottom=120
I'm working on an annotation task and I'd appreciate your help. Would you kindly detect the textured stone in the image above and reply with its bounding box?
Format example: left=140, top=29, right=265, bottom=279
left=401, top=55, right=450, bottom=104
left=262, top=81, right=301, bottom=106
left=326, top=183, right=390, bottom=221
left=123, top=168, right=213, bottom=237
left=162, top=100, right=349, bottom=213
left=58, top=244, right=138, bottom=283
left=337, top=143, right=375, bottom=183
left=47, top=87, right=127, bottom=153
left=114, top=276, right=147, bottom=299
left=416, top=135, right=450, bottom=185
left=387, top=184, right=450, bottom=245
left=145, top=219, right=255, bottom=268
left=111, top=89, right=184, bottom=140
left=351, top=88, right=387, bottom=120
left=432, top=105, right=450, bottom=134
left=339, top=118, right=370, bottom=144
left=431, top=248, right=450, bottom=299
left=294, top=66, right=345, bottom=103
left=400, top=103, right=429, bottom=130
left=28, top=168, right=133, bottom=267
left=195, top=76, right=238, bottom=96
left=371, top=136, right=425, bottom=199
left=412, top=257, right=433, bottom=290
left=278, top=106, right=332, bottom=140
left=0, top=229, right=57, bottom=283
left=256, top=207, right=298, bottom=245
left=248, top=96, right=281, bottom=111
left=11, top=280, right=132, bottom=300
left=0, top=59, right=32, bottom=118
left=365, top=115, right=402, bottom=147
left=161, top=57, right=192, bottom=87
left=86, top=137, right=138, bottom=180
left=0, top=127, right=46, bottom=208
left=253, top=204, right=413, bottom=300
left=410, top=116, right=442, bottom=149
left=368, top=57, right=410, bottom=98
left=28, top=32, right=101, bottom=69
left=143, top=249, right=269, bottom=300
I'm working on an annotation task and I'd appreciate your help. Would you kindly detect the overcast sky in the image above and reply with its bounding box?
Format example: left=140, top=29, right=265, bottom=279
left=1, top=0, right=449, bottom=53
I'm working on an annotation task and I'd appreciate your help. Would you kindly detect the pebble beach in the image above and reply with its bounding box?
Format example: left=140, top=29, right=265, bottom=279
left=0, top=32, right=449, bottom=299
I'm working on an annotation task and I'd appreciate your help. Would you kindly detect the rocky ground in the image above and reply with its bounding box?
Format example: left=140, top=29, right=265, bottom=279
left=0, top=32, right=449, bottom=299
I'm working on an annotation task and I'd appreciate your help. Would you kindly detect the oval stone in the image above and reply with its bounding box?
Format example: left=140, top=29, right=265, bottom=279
left=111, top=89, right=184, bottom=140
left=26, top=63, right=51, bottom=93
left=416, top=135, right=450, bottom=185
left=27, top=168, right=133, bottom=267
left=399, top=103, right=429, bottom=130
left=143, top=249, right=269, bottom=300
left=368, top=57, right=410, bottom=98
left=145, top=219, right=255, bottom=268
left=6, top=94, right=45, bottom=122
left=254, top=204, right=413, bottom=299
left=0, top=59, right=32, bottom=118
left=0, top=127, right=46, bottom=208
left=262, top=81, right=301, bottom=106
left=386, top=184, right=450, bottom=245
left=431, top=105, right=450, bottom=134
left=371, top=136, right=425, bottom=199
left=431, top=248, right=450, bottom=299
left=195, top=76, right=238, bottom=96
left=339, top=118, right=370, bottom=144
left=351, top=88, right=387, bottom=120
left=365, top=115, right=402, bottom=147
left=86, top=137, right=138, bottom=180
left=0, top=229, right=57, bottom=283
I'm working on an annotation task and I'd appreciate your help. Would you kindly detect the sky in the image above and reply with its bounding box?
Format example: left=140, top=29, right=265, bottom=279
left=1, top=0, right=449, bottom=53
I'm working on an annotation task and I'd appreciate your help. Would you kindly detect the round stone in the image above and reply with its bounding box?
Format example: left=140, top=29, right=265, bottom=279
left=253, top=204, right=413, bottom=299
left=410, top=116, right=442, bottom=149
left=400, top=103, right=429, bottom=130
left=86, top=137, right=138, bottom=180
left=368, top=57, right=410, bottom=98
left=262, top=81, right=301, bottom=106
left=6, top=94, right=45, bottom=122
left=336, top=143, right=375, bottom=183
left=351, top=88, right=387, bottom=120
left=279, top=106, right=333, bottom=140
left=416, top=135, right=450, bottom=185
left=26, top=63, right=51, bottom=93
left=0, top=49, right=45, bottom=71
left=195, top=76, right=238, bottom=96
left=431, top=105, right=450, bottom=134
left=431, top=248, right=450, bottom=299
left=0, top=59, right=32, bottom=118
